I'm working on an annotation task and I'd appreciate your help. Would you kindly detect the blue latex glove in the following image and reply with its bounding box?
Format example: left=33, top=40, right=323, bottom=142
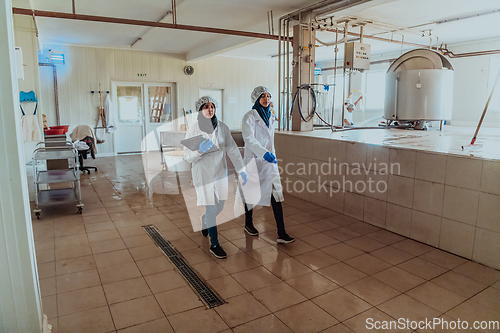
left=263, top=152, right=277, bottom=164
left=240, top=172, right=248, bottom=186
left=199, top=139, right=213, bottom=153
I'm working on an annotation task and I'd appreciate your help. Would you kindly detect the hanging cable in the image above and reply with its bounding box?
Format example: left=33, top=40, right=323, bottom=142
left=289, top=84, right=317, bottom=122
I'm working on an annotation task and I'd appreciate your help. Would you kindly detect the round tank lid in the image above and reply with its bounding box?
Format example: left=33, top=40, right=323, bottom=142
left=387, top=48, right=454, bottom=73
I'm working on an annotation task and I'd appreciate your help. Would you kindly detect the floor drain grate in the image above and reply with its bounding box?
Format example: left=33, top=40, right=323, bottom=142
left=142, top=225, right=225, bottom=309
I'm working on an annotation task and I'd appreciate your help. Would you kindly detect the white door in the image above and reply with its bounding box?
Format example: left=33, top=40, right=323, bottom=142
left=113, top=82, right=144, bottom=153
left=199, top=89, right=223, bottom=122
left=144, top=83, right=176, bottom=151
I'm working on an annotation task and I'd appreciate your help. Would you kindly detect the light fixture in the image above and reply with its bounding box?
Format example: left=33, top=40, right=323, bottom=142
left=49, top=50, right=65, bottom=65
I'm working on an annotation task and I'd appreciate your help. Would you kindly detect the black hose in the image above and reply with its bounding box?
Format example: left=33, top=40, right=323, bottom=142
left=289, top=84, right=317, bottom=122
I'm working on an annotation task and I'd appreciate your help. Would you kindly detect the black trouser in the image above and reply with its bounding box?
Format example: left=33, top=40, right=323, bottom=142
left=245, top=195, right=286, bottom=237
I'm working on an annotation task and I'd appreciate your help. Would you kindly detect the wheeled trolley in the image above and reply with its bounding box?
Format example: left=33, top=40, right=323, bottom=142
left=32, top=143, right=83, bottom=218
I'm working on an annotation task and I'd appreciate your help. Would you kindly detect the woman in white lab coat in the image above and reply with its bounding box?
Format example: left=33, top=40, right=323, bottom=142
left=184, top=96, right=248, bottom=259
left=241, top=86, right=294, bottom=243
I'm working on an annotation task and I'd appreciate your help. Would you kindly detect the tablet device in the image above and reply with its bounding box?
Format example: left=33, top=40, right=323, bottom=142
left=181, top=135, right=219, bottom=154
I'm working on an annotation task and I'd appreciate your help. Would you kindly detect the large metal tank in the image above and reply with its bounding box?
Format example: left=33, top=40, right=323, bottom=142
left=384, top=49, right=454, bottom=123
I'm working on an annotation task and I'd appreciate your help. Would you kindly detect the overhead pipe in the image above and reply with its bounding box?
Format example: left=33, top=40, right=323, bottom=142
left=12, top=7, right=290, bottom=42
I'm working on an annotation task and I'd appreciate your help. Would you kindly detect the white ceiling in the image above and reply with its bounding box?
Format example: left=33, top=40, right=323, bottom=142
left=11, top=0, right=500, bottom=62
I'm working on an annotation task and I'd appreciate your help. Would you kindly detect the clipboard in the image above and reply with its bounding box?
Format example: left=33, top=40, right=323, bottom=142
left=181, top=135, right=220, bottom=154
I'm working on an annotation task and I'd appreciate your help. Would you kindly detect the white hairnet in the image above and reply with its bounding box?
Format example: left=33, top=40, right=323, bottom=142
left=195, top=96, right=218, bottom=112
left=251, top=86, right=272, bottom=104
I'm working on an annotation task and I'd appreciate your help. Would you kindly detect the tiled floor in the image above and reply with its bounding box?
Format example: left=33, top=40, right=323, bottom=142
left=31, top=154, right=500, bottom=333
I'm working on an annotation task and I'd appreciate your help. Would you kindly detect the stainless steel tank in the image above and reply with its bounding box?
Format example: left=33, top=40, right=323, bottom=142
left=384, top=49, right=454, bottom=122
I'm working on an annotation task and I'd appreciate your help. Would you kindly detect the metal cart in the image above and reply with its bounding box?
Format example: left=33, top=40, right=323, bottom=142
left=32, top=142, right=83, bottom=218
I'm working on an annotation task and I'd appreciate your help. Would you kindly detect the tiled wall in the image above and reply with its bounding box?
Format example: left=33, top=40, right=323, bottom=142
left=275, top=133, right=500, bottom=270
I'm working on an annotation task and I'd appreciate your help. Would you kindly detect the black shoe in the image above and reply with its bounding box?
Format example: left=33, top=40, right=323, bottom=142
left=200, top=215, right=208, bottom=237
left=244, top=224, right=259, bottom=236
left=209, top=245, right=227, bottom=259
left=277, top=234, right=295, bottom=244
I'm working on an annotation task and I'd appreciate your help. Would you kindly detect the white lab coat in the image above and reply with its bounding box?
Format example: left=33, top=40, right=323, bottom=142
left=184, top=120, right=244, bottom=206
left=104, top=95, right=117, bottom=133
left=241, top=109, right=284, bottom=207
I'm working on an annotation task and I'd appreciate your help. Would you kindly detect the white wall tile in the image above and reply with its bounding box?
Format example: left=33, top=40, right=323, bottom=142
left=364, top=197, right=387, bottom=228
left=344, top=165, right=366, bottom=195
left=295, top=136, right=313, bottom=159
left=329, top=140, right=347, bottom=164
left=439, top=218, right=475, bottom=259
left=472, top=228, right=500, bottom=270
left=477, top=192, right=500, bottom=233
left=328, top=163, right=346, bottom=191
left=411, top=210, right=441, bottom=247
left=325, top=187, right=345, bottom=214
left=344, top=192, right=364, bottom=221
left=366, top=145, right=390, bottom=172
left=345, top=142, right=367, bottom=167
left=365, top=170, right=389, bottom=201
left=389, top=148, right=416, bottom=178
left=442, top=186, right=479, bottom=226
left=386, top=203, right=412, bottom=237
left=413, top=180, right=444, bottom=216
left=387, top=175, right=414, bottom=209
left=312, top=138, right=332, bottom=162
left=481, top=160, right=500, bottom=195
left=445, top=156, right=482, bottom=191
left=415, top=152, right=447, bottom=184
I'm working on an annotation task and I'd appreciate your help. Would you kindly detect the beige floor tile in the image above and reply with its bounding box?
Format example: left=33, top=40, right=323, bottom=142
left=430, top=271, right=487, bottom=298
left=373, top=267, right=426, bottom=292
left=312, top=288, right=372, bottom=321
left=295, top=249, right=340, bottom=270
left=233, top=314, right=292, bottom=333
left=219, top=227, right=246, bottom=241
left=167, top=307, right=228, bottom=333
left=87, top=229, right=121, bottom=243
left=345, top=236, right=386, bottom=252
left=97, top=262, right=142, bottom=284
left=369, top=246, right=415, bottom=265
left=407, top=282, right=466, bottom=313
left=117, top=225, right=146, bottom=238
left=446, top=300, right=500, bottom=331
left=207, top=275, right=247, bottom=299
left=326, top=214, right=359, bottom=227
left=277, top=239, right=317, bottom=257
left=118, top=318, right=173, bottom=333
left=252, top=282, right=307, bottom=312
left=452, top=261, right=500, bottom=285
left=215, top=293, right=271, bottom=328
left=94, top=249, right=134, bottom=267
left=289, top=212, right=323, bottom=223
left=122, top=234, right=154, bottom=248
left=180, top=247, right=213, bottom=264
left=35, top=238, right=55, bottom=252
left=155, top=286, right=205, bottom=316
left=144, top=270, right=188, bottom=294
left=90, top=238, right=127, bottom=254
left=300, top=233, right=339, bottom=249
left=103, top=277, right=152, bottom=304
left=83, top=214, right=112, bottom=224
left=419, top=249, right=468, bottom=270
left=264, top=257, right=313, bottom=280
left=320, top=323, right=355, bottom=332
left=58, top=306, right=115, bottom=333
left=55, top=243, right=93, bottom=261
left=285, top=271, right=339, bottom=299
left=471, top=287, right=500, bottom=313
left=191, top=260, right=229, bottom=280
left=232, top=266, right=281, bottom=291
left=57, top=285, right=107, bottom=316
left=343, top=307, right=397, bottom=333
left=344, top=254, right=392, bottom=275
left=366, top=230, right=406, bottom=245
left=56, top=255, right=96, bottom=275
left=36, top=249, right=55, bottom=264
left=230, top=236, right=271, bottom=252
left=53, top=222, right=86, bottom=237
left=321, top=243, right=364, bottom=261
left=85, top=221, right=116, bottom=233
left=344, top=222, right=382, bottom=235
left=56, top=269, right=101, bottom=294
left=274, top=300, right=338, bottom=333
left=42, top=295, right=57, bottom=319
left=215, top=253, right=261, bottom=274
left=136, top=256, right=175, bottom=276
left=345, top=277, right=401, bottom=305
left=305, top=220, right=340, bottom=232
left=246, top=246, right=290, bottom=265
left=398, top=258, right=448, bottom=280
left=109, top=295, right=165, bottom=330
left=378, top=294, right=441, bottom=324
left=391, top=239, right=434, bottom=256
left=38, top=261, right=56, bottom=279
left=317, top=263, right=367, bottom=286
left=324, top=227, right=362, bottom=241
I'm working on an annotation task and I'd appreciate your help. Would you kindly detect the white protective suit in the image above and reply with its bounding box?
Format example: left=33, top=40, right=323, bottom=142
left=184, top=120, right=244, bottom=206
left=241, top=109, right=284, bottom=207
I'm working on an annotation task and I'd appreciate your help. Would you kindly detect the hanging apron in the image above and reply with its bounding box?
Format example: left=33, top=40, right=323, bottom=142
left=21, top=102, right=42, bottom=142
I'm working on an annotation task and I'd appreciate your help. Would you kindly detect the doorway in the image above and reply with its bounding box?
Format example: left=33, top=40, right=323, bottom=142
left=113, top=81, right=177, bottom=154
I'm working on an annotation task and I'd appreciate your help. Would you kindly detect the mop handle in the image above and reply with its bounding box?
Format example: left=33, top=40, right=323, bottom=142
left=471, top=69, right=500, bottom=145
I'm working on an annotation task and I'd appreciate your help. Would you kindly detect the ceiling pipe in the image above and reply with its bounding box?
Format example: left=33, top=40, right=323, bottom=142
left=131, top=10, right=172, bottom=48
left=12, top=7, right=290, bottom=42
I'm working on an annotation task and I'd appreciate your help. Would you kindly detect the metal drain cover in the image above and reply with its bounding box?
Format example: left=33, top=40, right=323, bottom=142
left=143, top=225, right=225, bottom=308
